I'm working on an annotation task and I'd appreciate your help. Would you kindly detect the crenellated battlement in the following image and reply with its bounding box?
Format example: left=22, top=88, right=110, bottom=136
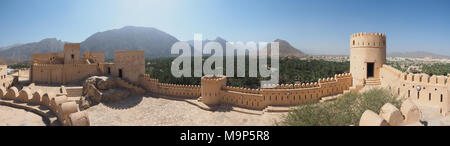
left=33, top=64, right=64, bottom=67
left=350, top=32, right=386, bottom=48
left=400, top=73, right=448, bottom=85
left=223, top=86, right=261, bottom=94
left=259, top=74, right=350, bottom=89
left=142, top=74, right=159, bottom=83
left=201, top=75, right=227, bottom=81
left=351, top=32, right=386, bottom=38
left=158, top=82, right=201, bottom=89
left=379, top=65, right=449, bottom=116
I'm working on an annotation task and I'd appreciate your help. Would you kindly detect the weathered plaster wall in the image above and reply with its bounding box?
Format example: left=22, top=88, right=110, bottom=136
left=83, top=52, right=105, bottom=64
left=114, top=50, right=145, bottom=83
left=31, top=64, right=100, bottom=84
left=63, top=43, right=81, bottom=64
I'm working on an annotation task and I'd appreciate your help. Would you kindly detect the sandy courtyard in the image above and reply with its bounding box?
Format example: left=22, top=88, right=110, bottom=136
left=86, top=95, right=286, bottom=126
left=0, top=105, right=46, bottom=126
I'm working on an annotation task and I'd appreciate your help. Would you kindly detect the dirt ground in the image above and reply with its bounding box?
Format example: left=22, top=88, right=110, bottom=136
left=0, top=105, right=46, bottom=126
left=86, top=95, right=286, bottom=126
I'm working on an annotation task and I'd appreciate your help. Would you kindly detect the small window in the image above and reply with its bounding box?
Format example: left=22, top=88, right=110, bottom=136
left=71, top=54, right=74, bottom=59
left=441, top=94, right=444, bottom=102
left=408, top=90, right=410, bottom=97
left=353, top=40, right=355, bottom=45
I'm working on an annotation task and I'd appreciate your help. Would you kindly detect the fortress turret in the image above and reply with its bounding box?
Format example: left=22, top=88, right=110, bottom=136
left=350, top=32, right=386, bottom=86
left=200, top=75, right=227, bottom=105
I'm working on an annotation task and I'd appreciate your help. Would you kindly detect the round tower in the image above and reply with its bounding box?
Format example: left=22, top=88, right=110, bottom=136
left=201, top=75, right=227, bottom=105
left=350, top=32, right=386, bottom=87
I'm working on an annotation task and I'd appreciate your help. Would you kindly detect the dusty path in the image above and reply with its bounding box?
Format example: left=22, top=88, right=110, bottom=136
left=86, top=96, right=286, bottom=126
left=0, top=105, right=46, bottom=126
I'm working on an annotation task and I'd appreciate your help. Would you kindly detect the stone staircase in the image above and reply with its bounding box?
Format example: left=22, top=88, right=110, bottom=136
left=65, top=87, right=83, bottom=97
left=114, top=78, right=146, bottom=95
left=320, top=85, right=364, bottom=102
left=365, top=78, right=381, bottom=86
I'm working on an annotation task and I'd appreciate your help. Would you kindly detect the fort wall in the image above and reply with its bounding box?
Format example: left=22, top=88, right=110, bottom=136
left=139, top=73, right=352, bottom=110
left=31, top=52, right=65, bottom=64
left=380, top=65, right=449, bottom=115
left=83, top=51, right=105, bottom=63
left=31, top=64, right=100, bottom=84
left=139, top=74, right=201, bottom=98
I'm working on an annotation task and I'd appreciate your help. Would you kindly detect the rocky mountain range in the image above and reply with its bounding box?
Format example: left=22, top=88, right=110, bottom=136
left=80, top=26, right=180, bottom=58
left=0, top=38, right=64, bottom=62
left=0, top=26, right=307, bottom=63
left=258, top=39, right=306, bottom=58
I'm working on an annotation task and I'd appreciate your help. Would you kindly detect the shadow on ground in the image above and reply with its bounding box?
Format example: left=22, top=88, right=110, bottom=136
left=102, top=95, right=144, bottom=110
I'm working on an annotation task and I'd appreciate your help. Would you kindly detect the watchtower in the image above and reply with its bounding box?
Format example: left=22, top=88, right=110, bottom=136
left=63, top=43, right=81, bottom=64
left=350, top=32, right=386, bottom=86
left=200, top=75, right=227, bottom=105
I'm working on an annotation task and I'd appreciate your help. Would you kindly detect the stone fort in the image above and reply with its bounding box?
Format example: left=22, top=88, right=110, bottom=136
left=30, top=43, right=145, bottom=84
left=0, top=32, right=449, bottom=126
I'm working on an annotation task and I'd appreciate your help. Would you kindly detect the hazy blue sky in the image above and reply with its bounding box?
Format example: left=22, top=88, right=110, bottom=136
left=0, top=0, right=449, bottom=55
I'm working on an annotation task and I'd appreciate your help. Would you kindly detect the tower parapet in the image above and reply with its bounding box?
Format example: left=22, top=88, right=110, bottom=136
left=350, top=32, right=386, bottom=48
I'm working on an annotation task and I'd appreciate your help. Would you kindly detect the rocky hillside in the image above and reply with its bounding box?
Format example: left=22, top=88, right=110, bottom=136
left=258, top=39, right=306, bottom=58
left=0, top=38, right=64, bottom=62
left=0, top=26, right=308, bottom=63
left=81, top=26, right=180, bottom=58
left=186, top=37, right=229, bottom=56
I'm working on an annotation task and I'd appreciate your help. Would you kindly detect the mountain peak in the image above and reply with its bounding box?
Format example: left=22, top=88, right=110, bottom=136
left=39, top=38, right=60, bottom=43
left=261, top=39, right=306, bottom=58
left=120, top=26, right=156, bottom=30
left=273, top=39, right=291, bottom=46
left=215, top=37, right=226, bottom=42
left=80, top=26, right=179, bottom=58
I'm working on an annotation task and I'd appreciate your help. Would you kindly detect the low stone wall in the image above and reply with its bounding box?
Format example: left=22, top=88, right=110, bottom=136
left=0, top=85, right=90, bottom=126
